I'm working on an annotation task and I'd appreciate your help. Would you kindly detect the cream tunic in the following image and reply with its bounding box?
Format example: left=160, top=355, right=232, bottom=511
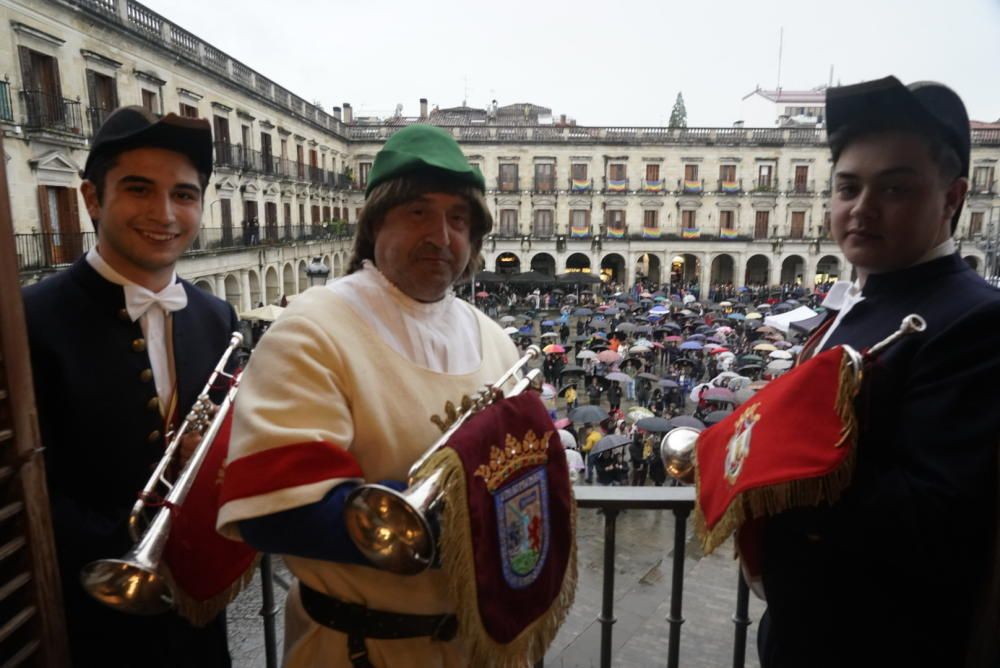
left=219, top=280, right=520, bottom=667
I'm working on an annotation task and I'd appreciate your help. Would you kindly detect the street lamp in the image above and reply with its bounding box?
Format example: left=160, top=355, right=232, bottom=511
left=305, top=256, right=330, bottom=287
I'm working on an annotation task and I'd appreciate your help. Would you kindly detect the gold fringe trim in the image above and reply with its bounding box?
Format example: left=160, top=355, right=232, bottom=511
left=416, top=449, right=577, bottom=668
left=165, top=553, right=262, bottom=627
left=694, top=352, right=862, bottom=555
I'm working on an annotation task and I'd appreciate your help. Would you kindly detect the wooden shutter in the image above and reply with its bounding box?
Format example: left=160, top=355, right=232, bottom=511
left=0, top=134, right=71, bottom=667
left=17, top=47, right=34, bottom=91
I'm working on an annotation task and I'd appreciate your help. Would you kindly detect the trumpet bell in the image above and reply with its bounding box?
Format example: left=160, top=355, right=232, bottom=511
left=660, top=426, right=701, bottom=483
left=80, top=558, right=174, bottom=615
left=344, top=471, right=443, bottom=575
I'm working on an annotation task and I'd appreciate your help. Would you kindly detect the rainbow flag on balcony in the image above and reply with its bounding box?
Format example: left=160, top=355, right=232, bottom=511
left=643, top=179, right=665, bottom=192
left=607, top=227, right=626, bottom=238
left=606, top=179, right=628, bottom=192
left=571, top=178, right=591, bottom=192
left=720, top=228, right=739, bottom=239
left=642, top=227, right=661, bottom=239
left=570, top=222, right=590, bottom=238
left=721, top=181, right=740, bottom=194
left=683, top=180, right=703, bottom=193
left=682, top=228, right=700, bottom=239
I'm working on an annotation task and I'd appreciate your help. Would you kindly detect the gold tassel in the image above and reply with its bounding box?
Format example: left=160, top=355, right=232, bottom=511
left=415, top=449, right=577, bottom=667
left=166, top=554, right=262, bottom=627
left=695, top=351, right=863, bottom=555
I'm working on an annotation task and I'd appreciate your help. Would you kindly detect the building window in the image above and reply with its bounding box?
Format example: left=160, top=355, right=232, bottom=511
left=298, top=203, right=305, bottom=226
left=179, top=102, right=198, bottom=118
left=571, top=163, right=588, bottom=180
left=296, top=145, right=305, bottom=179
left=822, top=211, right=832, bottom=238
left=264, top=201, right=278, bottom=241
left=790, top=211, right=806, bottom=239
left=643, top=210, right=658, bottom=229
left=719, top=210, right=734, bottom=232
left=794, top=165, right=809, bottom=193
left=534, top=163, right=554, bottom=192
left=35, top=185, right=82, bottom=264
left=570, top=209, right=590, bottom=237
left=311, top=204, right=320, bottom=228
left=684, top=164, right=699, bottom=181
left=645, top=164, right=660, bottom=182
left=220, top=198, right=233, bottom=243
left=681, top=210, right=697, bottom=234
left=85, top=69, right=118, bottom=134
left=141, top=89, right=159, bottom=115
left=754, top=210, right=769, bottom=239
left=283, top=202, right=292, bottom=236
left=757, top=164, right=774, bottom=190
left=359, top=162, right=372, bottom=187
left=608, top=164, right=626, bottom=181
left=970, top=211, right=984, bottom=236
left=719, top=165, right=735, bottom=182
left=498, top=209, right=518, bottom=236
left=213, top=115, right=230, bottom=144
left=18, top=47, right=70, bottom=130
left=605, top=210, right=626, bottom=234
left=499, top=164, right=519, bottom=192
left=533, top=210, right=554, bottom=236
left=973, top=166, right=995, bottom=193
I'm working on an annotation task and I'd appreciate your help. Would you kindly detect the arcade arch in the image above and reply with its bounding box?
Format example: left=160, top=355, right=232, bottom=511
left=744, top=254, right=769, bottom=285
left=671, top=254, right=701, bottom=287
left=194, top=279, right=214, bottom=295
left=283, top=263, right=296, bottom=296
left=495, top=252, right=521, bottom=274
left=709, top=254, right=735, bottom=285
left=224, top=274, right=241, bottom=310
left=815, top=255, right=841, bottom=284
left=634, top=253, right=662, bottom=285
left=530, top=252, right=556, bottom=276
left=780, top=255, right=805, bottom=285
left=565, top=253, right=592, bottom=274
left=264, top=266, right=281, bottom=304
left=600, top=253, right=626, bottom=285
left=248, top=270, right=262, bottom=307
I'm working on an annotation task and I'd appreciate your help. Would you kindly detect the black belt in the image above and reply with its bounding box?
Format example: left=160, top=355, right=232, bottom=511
left=299, top=582, right=457, bottom=668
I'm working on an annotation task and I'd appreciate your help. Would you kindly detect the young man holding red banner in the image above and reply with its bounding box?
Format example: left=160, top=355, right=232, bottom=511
left=755, top=77, right=1000, bottom=668
left=219, top=125, right=575, bottom=667
left=23, top=107, right=236, bottom=666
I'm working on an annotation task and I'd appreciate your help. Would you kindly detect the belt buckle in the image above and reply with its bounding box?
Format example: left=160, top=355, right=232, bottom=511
left=431, top=614, right=457, bottom=642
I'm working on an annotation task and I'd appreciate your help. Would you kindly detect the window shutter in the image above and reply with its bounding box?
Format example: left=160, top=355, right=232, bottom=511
left=17, top=47, right=34, bottom=91
left=85, top=70, right=98, bottom=109
left=0, top=136, right=71, bottom=667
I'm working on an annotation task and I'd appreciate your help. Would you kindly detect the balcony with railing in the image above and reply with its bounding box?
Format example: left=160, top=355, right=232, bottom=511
left=19, top=90, right=85, bottom=136
left=604, top=178, right=629, bottom=194
left=788, top=178, right=815, bottom=195
left=718, top=178, right=743, bottom=195
left=679, top=178, right=704, bottom=195
left=533, top=178, right=556, bottom=194
left=751, top=178, right=778, bottom=194
left=15, top=232, right=95, bottom=271
left=0, top=79, right=14, bottom=123
left=971, top=180, right=997, bottom=197
left=641, top=179, right=666, bottom=193
left=86, top=106, right=113, bottom=138
left=568, top=177, right=593, bottom=193
left=497, top=177, right=520, bottom=193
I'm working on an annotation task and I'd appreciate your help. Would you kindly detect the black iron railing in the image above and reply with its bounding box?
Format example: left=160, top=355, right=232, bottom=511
left=15, top=232, right=95, bottom=271
left=20, top=90, right=84, bottom=134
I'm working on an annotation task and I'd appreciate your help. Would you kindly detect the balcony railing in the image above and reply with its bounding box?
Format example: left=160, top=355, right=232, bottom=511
left=641, top=179, right=666, bottom=193
left=497, top=177, right=520, bottom=193
left=679, top=178, right=704, bottom=194
left=20, top=90, right=84, bottom=135
left=0, top=79, right=14, bottom=122
left=752, top=178, right=778, bottom=193
left=533, top=179, right=556, bottom=193
left=15, top=232, right=95, bottom=271
left=569, top=178, right=593, bottom=192
left=971, top=180, right=996, bottom=196
left=788, top=178, right=815, bottom=194
left=604, top=178, right=629, bottom=194
left=718, top=178, right=742, bottom=194
left=86, top=106, right=113, bottom=138
left=15, top=226, right=354, bottom=273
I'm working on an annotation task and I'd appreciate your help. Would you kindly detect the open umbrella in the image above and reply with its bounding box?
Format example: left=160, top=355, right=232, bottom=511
left=553, top=417, right=572, bottom=429
left=753, top=343, right=777, bottom=352
left=658, top=379, right=680, bottom=388
left=541, top=320, right=556, bottom=326
left=703, top=387, right=737, bottom=403
left=592, top=434, right=631, bottom=455
left=669, top=415, right=705, bottom=430
left=540, top=383, right=557, bottom=400
left=570, top=405, right=608, bottom=424
left=573, top=308, right=593, bottom=316
left=637, top=372, right=660, bottom=382
left=560, top=365, right=587, bottom=377
left=704, top=410, right=733, bottom=426
left=629, top=345, right=652, bottom=354
left=605, top=371, right=632, bottom=383
left=678, top=341, right=703, bottom=351
left=576, top=350, right=598, bottom=360
left=502, top=326, right=519, bottom=335
left=541, top=332, right=560, bottom=339
left=597, top=350, right=622, bottom=364
left=475, top=291, right=490, bottom=298
left=240, top=304, right=285, bottom=322
left=769, top=350, right=793, bottom=360
left=499, top=315, right=516, bottom=324
left=626, top=407, right=655, bottom=423
left=543, top=343, right=566, bottom=354
left=636, top=417, right=673, bottom=433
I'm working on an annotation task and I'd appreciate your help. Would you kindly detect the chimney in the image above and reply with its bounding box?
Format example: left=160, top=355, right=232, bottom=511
left=560, top=114, right=567, bottom=125
left=420, top=98, right=428, bottom=119
left=332, top=106, right=342, bottom=121
left=343, top=103, right=353, bottom=124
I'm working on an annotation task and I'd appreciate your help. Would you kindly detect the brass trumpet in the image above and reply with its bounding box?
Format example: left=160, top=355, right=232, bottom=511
left=344, top=345, right=543, bottom=575
left=80, top=332, right=244, bottom=614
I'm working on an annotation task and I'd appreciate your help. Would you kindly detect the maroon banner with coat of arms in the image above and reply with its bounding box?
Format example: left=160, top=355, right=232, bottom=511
left=414, top=391, right=576, bottom=668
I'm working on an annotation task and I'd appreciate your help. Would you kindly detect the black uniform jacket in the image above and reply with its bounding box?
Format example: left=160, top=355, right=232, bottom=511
left=23, top=257, right=237, bottom=667
left=759, top=253, right=1000, bottom=668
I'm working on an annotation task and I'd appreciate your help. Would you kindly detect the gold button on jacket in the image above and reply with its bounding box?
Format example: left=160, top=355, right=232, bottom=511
left=139, top=369, right=154, bottom=383
left=132, top=338, right=147, bottom=353
left=147, top=430, right=162, bottom=444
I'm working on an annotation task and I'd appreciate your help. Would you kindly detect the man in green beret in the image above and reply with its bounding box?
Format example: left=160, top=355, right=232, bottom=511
left=220, top=124, right=522, bottom=667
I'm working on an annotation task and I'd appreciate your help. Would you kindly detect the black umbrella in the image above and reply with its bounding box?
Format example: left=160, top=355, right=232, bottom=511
left=669, top=415, right=705, bottom=430
left=570, top=405, right=607, bottom=424
left=573, top=308, right=593, bottom=316
left=636, top=417, right=672, bottom=433
left=560, top=365, right=587, bottom=376
left=659, top=379, right=680, bottom=388
left=704, top=410, right=733, bottom=426
left=637, top=372, right=660, bottom=381
left=591, top=433, right=631, bottom=455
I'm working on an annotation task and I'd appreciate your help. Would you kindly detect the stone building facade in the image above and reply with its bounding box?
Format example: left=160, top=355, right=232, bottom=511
left=4, top=0, right=999, bottom=306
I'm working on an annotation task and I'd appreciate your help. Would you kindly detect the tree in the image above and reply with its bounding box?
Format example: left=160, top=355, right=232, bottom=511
left=668, top=92, right=687, bottom=128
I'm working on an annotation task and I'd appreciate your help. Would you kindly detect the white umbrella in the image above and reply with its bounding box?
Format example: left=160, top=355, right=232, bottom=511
left=503, top=326, right=519, bottom=335
left=629, top=345, right=652, bottom=354
left=769, top=350, right=793, bottom=360
left=541, top=332, right=560, bottom=338
left=499, top=315, right=516, bottom=324
left=576, top=350, right=598, bottom=359
left=240, top=304, right=285, bottom=322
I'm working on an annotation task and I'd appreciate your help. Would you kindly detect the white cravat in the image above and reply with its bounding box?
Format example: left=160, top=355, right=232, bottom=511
left=86, top=248, right=186, bottom=411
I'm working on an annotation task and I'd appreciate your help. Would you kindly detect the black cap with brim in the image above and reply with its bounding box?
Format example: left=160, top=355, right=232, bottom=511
left=826, top=75, right=970, bottom=179
left=83, top=106, right=214, bottom=180
left=826, top=76, right=971, bottom=230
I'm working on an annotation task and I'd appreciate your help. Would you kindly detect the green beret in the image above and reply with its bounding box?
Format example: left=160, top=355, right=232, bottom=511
left=365, top=124, right=485, bottom=196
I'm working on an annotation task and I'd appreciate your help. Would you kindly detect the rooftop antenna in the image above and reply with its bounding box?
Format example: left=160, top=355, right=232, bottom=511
left=463, top=75, right=469, bottom=107
left=828, top=64, right=834, bottom=88
left=776, top=27, right=784, bottom=92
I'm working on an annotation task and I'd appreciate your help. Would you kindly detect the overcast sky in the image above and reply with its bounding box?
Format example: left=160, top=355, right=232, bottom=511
left=142, top=0, right=1000, bottom=127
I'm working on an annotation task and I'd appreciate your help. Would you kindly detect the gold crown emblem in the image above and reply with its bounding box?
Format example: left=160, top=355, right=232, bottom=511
left=474, top=430, right=551, bottom=492
left=735, top=402, right=761, bottom=432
